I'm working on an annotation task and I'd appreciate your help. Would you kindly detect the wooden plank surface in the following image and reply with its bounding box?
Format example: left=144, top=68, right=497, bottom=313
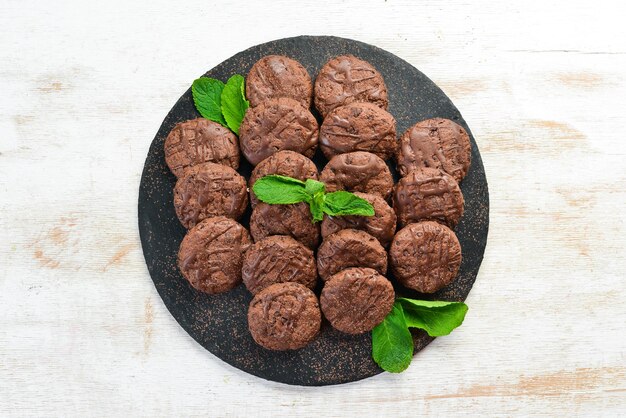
left=0, top=0, right=625, bottom=416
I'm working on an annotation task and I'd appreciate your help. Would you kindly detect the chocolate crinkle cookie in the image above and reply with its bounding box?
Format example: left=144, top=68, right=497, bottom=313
left=177, top=217, right=252, bottom=294
left=319, top=102, right=397, bottom=160
left=248, top=282, right=321, bottom=350
left=164, top=118, right=240, bottom=177
left=396, top=118, right=472, bottom=182
left=249, top=150, right=318, bottom=207
left=320, top=151, right=394, bottom=199
left=173, top=162, right=248, bottom=229
left=314, top=55, right=389, bottom=117
left=242, top=235, right=317, bottom=295
left=389, top=221, right=462, bottom=293
left=393, top=167, right=464, bottom=228
left=246, top=55, right=313, bottom=109
left=316, top=229, right=387, bottom=281
left=250, top=202, right=320, bottom=250
left=239, top=97, right=319, bottom=166
left=321, top=191, right=397, bottom=247
left=320, top=267, right=394, bottom=334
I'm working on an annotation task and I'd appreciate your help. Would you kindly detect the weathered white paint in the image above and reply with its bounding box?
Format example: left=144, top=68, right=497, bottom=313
left=1, top=0, right=625, bottom=416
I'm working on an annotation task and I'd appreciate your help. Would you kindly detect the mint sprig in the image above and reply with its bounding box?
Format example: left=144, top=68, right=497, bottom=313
left=221, top=75, right=249, bottom=135
left=252, top=175, right=375, bottom=223
left=372, top=299, right=468, bottom=373
left=192, top=77, right=226, bottom=126
left=191, top=74, right=249, bottom=134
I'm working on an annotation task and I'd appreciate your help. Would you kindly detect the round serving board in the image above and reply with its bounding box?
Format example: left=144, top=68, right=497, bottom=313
left=138, top=35, right=489, bottom=386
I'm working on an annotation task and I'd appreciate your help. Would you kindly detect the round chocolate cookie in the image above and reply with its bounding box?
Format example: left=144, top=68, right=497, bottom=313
left=320, top=267, right=394, bottom=334
left=320, top=151, right=393, bottom=199
left=248, top=282, right=321, bottom=351
left=178, top=217, right=252, bottom=294
left=321, top=192, right=397, bottom=247
left=164, top=118, right=240, bottom=177
left=173, top=162, right=248, bottom=229
left=390, top=221, right=462, bottom=293
left=242, top=235, right=317, bottom=295
left=317, top=229, right=387, bottom=280
left=319, top=102, right=396, bottom=160
left=246, top=55, right=313, bottom=109
left=314, top=55, right=389, bottom=117
left=393, top=167, right=464, bottom=228
left=396, top=118, right=472, bottom=182
left=250, top=202, right=320, bottom=249
left=249, top=151, right=318, bottom=206
left=239, top=97, right=319, bottom=166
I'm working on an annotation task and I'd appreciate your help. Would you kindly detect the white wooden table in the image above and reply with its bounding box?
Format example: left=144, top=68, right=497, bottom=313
left=1, top=1, right=625, bottom=416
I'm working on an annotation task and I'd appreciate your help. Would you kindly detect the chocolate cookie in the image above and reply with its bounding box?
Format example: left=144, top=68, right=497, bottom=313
left=242, top=235, right=317, bottom=295
left=246, top=55, right=313, bottom=109
left=239, top=97, right=319, bottom=166
left=389, top=221, right=462, bottom=293
left=173, top=162, right=248, bottom=228
left=249, top=151, right=318, bottom=206
left=396, top=118, right=471, bottom=182
left=250, top=202, right=320, bottom=249
left=393, top=167, right=464, bottom=228
left=164, top=118, right=240, bottom=177
left=177, top=217, right=252, bottom=294
left=314, top=55, right=389, bottom=117
left=320, top=151, right=393, bottom=199
left=317, top=229, right=387, bottom=280
left=248, top=282, right=321, bottom=351
left=321, top=192, right=397, bottom=247
left=319, top=102, right=396, bottom=160
left=320, top=267, right=394, bottom=334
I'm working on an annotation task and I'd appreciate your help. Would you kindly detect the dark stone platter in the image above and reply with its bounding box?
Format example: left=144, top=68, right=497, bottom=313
left=138, top=35, right=489, bottom=386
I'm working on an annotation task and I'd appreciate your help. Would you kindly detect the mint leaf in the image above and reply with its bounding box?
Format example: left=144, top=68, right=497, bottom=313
left=372, top=303, right=414, bottom=373
left=398, top=299, right=468, bottom=337
left=323, top=191, right=375, bottom=217
left=192, top=77, right=227, bottom=126
left=305, top=179, right=325, bottom=196
left=252, top=175, right=309, bottom=205
left=310, top=191, right=325, bottom=223
left=221, top=74, right=249, bottom=135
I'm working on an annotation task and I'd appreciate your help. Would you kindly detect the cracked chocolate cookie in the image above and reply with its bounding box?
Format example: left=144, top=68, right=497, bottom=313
left=246, top=55, right=313, bottom=108
left=164, top=118, right=240, bottom=177
left=389, top=221, right=462, bottom=293
left=314, top=55, right=388, bottom=117
left=321, top=191, right=397, bottom=247
left=173, top=162, right=248, bottom=228
left=320, top=151, right=393, bottom=199
left=242, top=235, right=317, bottom=295
left=177, top=217, right=252, bottom=294
left=319, top=102, right=396, bottom=160
left=396, top=118, right=471, bottom=182
left=316, top=229, right=387, bottom=280
left=239, top=97, right=319, bottom=166
left=248, top=282, right=321, bottom=350
left=393, top=167, right=464, bottom=228
left=320, top=267, right=394, bottom=334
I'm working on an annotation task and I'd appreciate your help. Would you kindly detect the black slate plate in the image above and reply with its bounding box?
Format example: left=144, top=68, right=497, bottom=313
left=138, top=35, right=489, bottom=386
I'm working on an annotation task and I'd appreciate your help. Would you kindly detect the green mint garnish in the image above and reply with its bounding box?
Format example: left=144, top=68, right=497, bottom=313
left=250, top=175, right=310, bottom=204
left=372, top=299, right=468, bottom=373
left=191, top=74, right=249, bottom=135
left=372, top=303, right=414, bottom=373
left=323, top=191, right=375, bottom=217
left=397, top=298, right=468, bottom=337
left=221, top=74, right=249, bottom=135
left=192, top=77, right=227, bottom=127
left=251, top=175, right=375, bottom=223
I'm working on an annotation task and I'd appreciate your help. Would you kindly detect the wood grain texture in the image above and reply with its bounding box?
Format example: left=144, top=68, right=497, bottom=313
left=0, top=0, right=624, bottom=416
